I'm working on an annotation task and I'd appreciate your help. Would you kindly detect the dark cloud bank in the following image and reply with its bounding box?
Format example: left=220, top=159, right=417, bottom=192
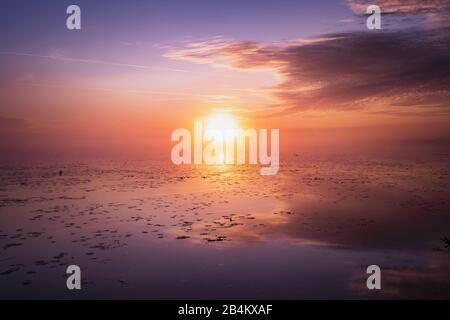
left=167, top=26, right=450, bottom=116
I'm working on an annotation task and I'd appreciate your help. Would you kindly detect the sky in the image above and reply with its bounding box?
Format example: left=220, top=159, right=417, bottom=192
left=0, top=0, right=449, bottom=159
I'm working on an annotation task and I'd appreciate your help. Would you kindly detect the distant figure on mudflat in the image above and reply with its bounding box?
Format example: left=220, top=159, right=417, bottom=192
left=59, top=170, right=63, bottom=177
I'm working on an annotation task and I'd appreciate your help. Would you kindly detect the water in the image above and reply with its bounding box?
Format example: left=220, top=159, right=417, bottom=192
left=0, top=156, right=449, bottom=299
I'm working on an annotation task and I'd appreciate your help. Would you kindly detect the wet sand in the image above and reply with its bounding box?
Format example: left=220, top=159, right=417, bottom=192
left=0, top=155, right=449, bottom=299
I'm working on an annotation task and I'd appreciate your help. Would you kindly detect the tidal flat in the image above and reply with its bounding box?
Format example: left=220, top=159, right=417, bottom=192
left=0, top=155, right=449, bottom=299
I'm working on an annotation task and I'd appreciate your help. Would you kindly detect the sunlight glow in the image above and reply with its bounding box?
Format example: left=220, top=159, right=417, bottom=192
left=204, top=112, right=239, bottom=164
left=205, top=113, right=238, bottom=133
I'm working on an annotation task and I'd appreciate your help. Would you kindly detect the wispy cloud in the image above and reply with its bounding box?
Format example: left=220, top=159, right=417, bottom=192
left=0, top=116, right=31, bottom=130
left=26, top=82, right=235, bottom=101
left=0, top=51, right=190, bottom=73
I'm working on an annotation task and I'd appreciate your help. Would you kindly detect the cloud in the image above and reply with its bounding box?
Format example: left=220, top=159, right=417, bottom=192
left=347, top=0, right=450, bottom=27
left=0, top=51, right=190, bottom=74
left=165, top=27, right=450, bottom=115
left=347, top=0, right=450, bottom=15
left=0, top=116, right=30, bottom=129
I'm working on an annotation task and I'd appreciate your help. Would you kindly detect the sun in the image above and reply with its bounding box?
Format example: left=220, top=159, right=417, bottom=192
left=204, top=112, right=239, bottom=164
left=205, top=112, right=238, bottom=133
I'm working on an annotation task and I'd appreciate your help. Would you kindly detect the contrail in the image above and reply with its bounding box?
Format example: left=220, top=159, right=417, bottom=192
left=28, top=82, right=235, bottom=100
left=0, top=51, right=205, bottom=75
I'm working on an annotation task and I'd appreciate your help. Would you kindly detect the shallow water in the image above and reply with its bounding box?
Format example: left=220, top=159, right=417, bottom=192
left=0, top=156, right=449, bottom=299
